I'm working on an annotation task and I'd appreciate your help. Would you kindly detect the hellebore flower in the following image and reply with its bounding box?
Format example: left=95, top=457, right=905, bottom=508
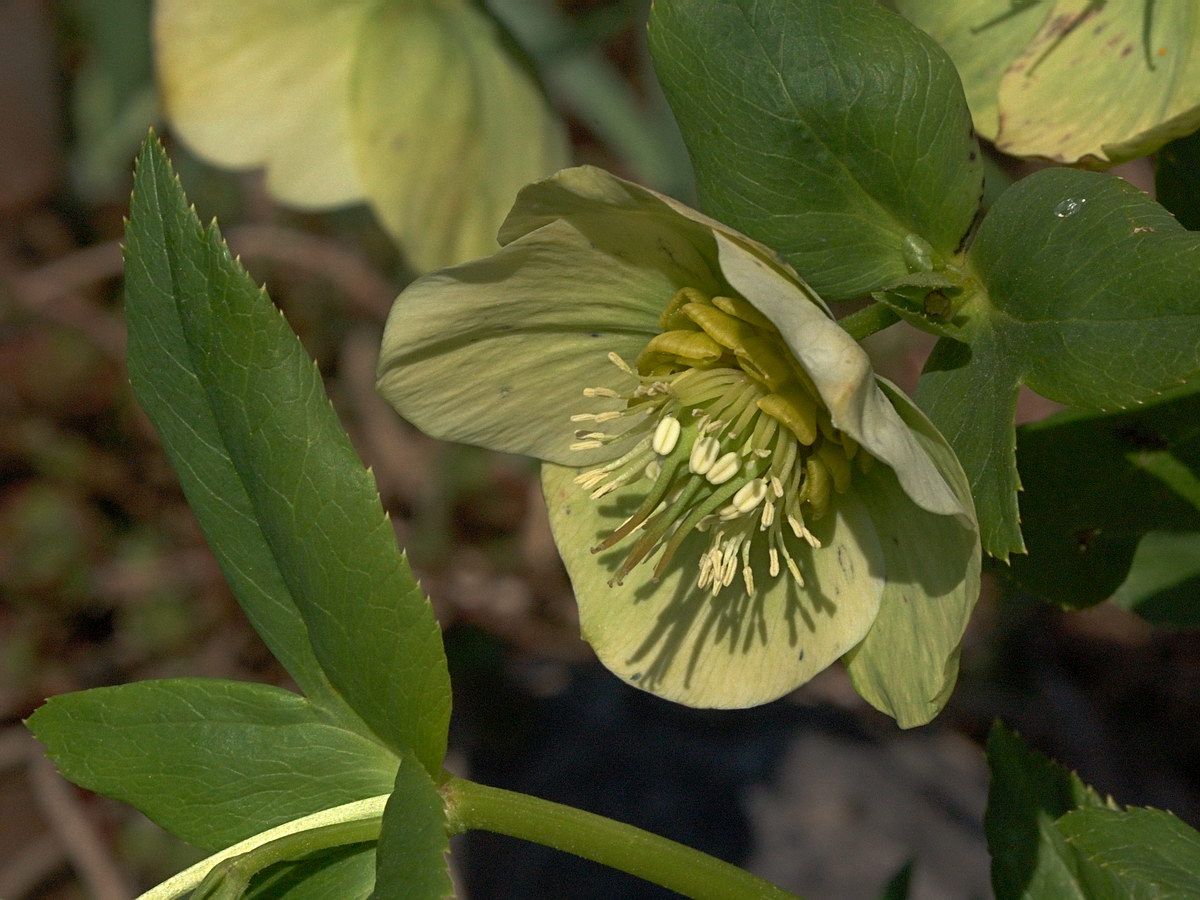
left=377, top=167, right=981, bottom=727
left=154, top=0, right=568, bottom=271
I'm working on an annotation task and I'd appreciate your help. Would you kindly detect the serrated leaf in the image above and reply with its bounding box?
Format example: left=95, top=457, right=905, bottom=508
left=898, top=0, right=1200, bottom=166
left=26, top=680, right=398, bottom=852
left=984, top=721, right=1113, bottom=900
left=1058, top=806, right=1200, bottom=898
left=124, top=135, right=450, bottom=773
left=1006, top=386, right=1200, bottom=613
left=647, top=0, right=983, bottom=302
left=373, top=757, right=452, bottom=900
left=917, top=167, right=1200, bottom=559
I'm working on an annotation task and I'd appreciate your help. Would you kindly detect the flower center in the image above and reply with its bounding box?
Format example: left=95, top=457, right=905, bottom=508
left=571, top=287, right=869, bottom=597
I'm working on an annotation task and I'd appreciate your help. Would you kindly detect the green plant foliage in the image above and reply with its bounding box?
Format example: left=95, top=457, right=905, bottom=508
left=898, top=0, right=1200, bottom=166
left=26, top=680, right=400, bottom=853
left=1156, top=129, right=1200, bottom=231
left=1109, top=532, right=1200, bottom=628
left=123, top=134, right=451, bottom=775
left=1058, top=806, right=1200, bottom=898
left=1006, top=382, right=1200, bottom=618
left=245, top=845, right=377, bottom=900
left=374, top=758, right=453, bottom=899
left=915, top=167, right=1200, bottom=559
left=647, top=0, right=983, bottom=302
left=984, top=722, right=1114, bottom=899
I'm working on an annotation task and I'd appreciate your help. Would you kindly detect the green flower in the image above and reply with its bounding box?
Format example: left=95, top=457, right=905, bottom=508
left=154, top=0, right=568, bottom=271
left=377, top=167, right=980, bottom=727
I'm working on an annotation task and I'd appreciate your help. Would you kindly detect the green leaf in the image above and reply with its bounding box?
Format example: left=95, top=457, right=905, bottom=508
left=917, top=167, right=1200, bottom=558
left=1059, top=806, right=1200, bottom=899
left=246, top=845, right=376, bottom=900
left=1110, top=532, right=1200, bottom=629
left=26, top=680, right=398, bottom=852
left=124, top=134, right=451, bottom=773
left=648, top=0, right=983, bottom=302
left=1156, top=129, right=1200, bottom=231
left=374, top=757, right=452, bottom=899
left=898, top=0, right=1200, bottom=166
left=1006, top=387, right=1200, bottom=612
left=984, top=721, right=1112, bottom=900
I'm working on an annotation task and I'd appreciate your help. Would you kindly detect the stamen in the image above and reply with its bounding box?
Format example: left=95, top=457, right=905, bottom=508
left=689, top=436, right=721, bottom=475
left=652, top=415, right=682, bottom=456
left=706, top=452, right=741, bottom=485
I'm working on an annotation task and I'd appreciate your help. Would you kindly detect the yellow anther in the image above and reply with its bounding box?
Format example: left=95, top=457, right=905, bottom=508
left=756, top=384, right=818, bottom=445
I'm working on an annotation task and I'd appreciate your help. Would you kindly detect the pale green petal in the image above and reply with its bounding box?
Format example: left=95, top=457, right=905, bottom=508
left=498, top=166, right=729, bottom=295
left=349, top=1, right=569, bottom=270
left=713, top=233, right=964, bottom=518
left=542, top=463, right=885, bottom=709
left=843, top=379, right=981, bottom=728
left=377, top=219, right=666, bottom=465
left=154, top=0, right=366, bottom=208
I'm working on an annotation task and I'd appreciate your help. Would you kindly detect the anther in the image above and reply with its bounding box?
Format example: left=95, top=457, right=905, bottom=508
left=689, top=436, right=721, bottom=475
left=706, top=452, right=741, bottom=485
left=731, top=478, right=767, bottom=514
left=652, top=415, right=682, bottom=456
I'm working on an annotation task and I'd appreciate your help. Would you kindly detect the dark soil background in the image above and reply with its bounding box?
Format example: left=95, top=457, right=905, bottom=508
left=1, top=1, right=1197, bottom=898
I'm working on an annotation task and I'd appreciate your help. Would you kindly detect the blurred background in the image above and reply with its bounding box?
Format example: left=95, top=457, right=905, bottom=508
left=1, top=1, right=1197, bottom=897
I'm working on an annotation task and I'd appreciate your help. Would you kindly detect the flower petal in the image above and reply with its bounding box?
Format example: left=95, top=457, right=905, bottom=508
left=377, top=219, right=667, bottom=464
left=542, top=462, right=885, bottom=708
left=713, top=232, right=965, bottom=518
left=498, top=166, right=730, bottom=293
left=154, top=0, right=365, bottom=208
left=842, top=378, right=981, bottom=727
left=349, top=1, right=568, bottom=270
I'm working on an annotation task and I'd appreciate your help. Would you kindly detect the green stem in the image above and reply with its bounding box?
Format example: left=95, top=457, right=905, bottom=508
left=837, top=302, right=900, bottom=342
left=443, top=775, right=802, bottom=900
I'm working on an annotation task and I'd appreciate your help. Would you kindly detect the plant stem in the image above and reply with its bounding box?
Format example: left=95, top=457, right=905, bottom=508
left=838, top=301, right=900, bottom=341
left=442, top=775, right=802, bottom=900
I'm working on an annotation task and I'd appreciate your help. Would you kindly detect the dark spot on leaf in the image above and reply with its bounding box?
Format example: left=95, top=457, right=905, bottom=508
left=589, top=332, right=601, bottom=338
left=797, top=649, right=804, bottom=662
left=969, top=150, right=978, bottom=162
left=629, top=672, right=641, bottom=681
left=1122, top=43, right=1134, bottom=57
left=837, top=545, right=852, bottom=577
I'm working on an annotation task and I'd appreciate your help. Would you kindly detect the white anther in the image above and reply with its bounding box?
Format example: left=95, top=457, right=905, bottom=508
left=689, top=436, right=721, bottom=475
left=570, top=440, right=604, bottom=450
left=718, top=504, right=741, bottom=521
left=731, top=479, right=767, bottom=514
left=706, top=452, right=741, bottom=485
left=652, top=416, right=682, bottom=456
left=760, top=500, right=776, bottom=529
left=770, top=476, right=784, bottom=498
left=769, top=548, right=781, bottom=577
left=644, top=459, right=661, bottom=480
left=583, top=387, right=621, bottom=398
left=607, top=352, right=634, bottom=374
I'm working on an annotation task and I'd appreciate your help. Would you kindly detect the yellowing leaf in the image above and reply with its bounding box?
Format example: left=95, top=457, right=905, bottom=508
left=899, top=0, right=1200, bottom=166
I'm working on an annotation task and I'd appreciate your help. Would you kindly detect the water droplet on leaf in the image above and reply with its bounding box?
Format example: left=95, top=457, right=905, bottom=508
left=1053, top=197, right=1086, bottom=218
